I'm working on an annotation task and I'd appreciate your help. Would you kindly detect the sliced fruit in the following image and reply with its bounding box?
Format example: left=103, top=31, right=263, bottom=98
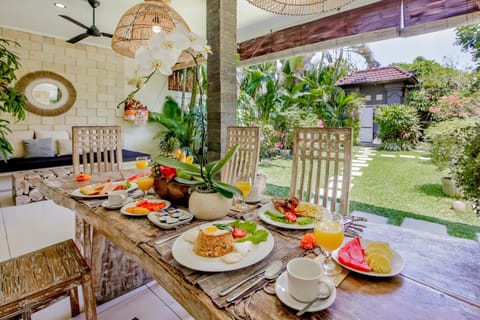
left=337, top=237, right=371, bottom=272
left=367, top=253, right=392, bottom=273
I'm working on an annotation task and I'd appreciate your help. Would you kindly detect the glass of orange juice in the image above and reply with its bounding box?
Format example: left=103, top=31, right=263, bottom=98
left=234, top=175, right=251, bottom=210
left=136, top=156, right=149, bottom=172
left=136, top=176, right=154, bottom=199
left=314, top=210, right=344, bottom=276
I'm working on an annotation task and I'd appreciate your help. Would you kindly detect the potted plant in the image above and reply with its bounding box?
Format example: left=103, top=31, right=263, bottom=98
left=451, top=124, right=480, bottom=216
left=155, top=145, right=240, bottom=220
left=0, top=38, right=27, bottom=160
left=423, top=118, right=477, bottom=197
left=123, top=26, right=241, bottom=219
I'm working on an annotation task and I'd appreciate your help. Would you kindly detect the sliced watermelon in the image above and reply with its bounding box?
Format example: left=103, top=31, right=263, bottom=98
left=337, top=237, right=371, bottom=272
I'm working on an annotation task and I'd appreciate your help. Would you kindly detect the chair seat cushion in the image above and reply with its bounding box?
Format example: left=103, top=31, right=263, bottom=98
left=0, top=149, right=150, bottom=173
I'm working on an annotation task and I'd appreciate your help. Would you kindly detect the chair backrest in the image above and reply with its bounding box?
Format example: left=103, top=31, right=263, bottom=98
left=72, top=125, right=123, bottom=175
left=222, top=126, right=261, bottom=186
left=290, top=127, right=352, bottom=216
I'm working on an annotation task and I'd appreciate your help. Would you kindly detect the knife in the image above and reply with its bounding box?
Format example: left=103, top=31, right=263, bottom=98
left=218, top=266, right=266, bottom=296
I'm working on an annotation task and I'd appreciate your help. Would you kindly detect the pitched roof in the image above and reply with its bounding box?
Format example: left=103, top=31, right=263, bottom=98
left=336, top=66, right=417, bottom=86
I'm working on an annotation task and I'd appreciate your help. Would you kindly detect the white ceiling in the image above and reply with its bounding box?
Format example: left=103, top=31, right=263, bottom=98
left=0, top=0, right=377, bottom=48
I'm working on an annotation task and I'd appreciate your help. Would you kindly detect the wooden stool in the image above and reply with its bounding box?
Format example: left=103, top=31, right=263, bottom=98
left=0, top=239, right=97, bottom=320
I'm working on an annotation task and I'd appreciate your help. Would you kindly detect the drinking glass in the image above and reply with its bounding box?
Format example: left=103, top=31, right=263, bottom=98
left=135, top=156, right=149, bottom=172
left=234, top=175, right=251, bottom=210
left=314, top=210, right=344, bottom=276
left=136, top=176, right=154, bottom=199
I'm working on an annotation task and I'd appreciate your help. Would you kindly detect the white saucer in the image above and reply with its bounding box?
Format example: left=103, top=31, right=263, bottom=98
left=101, top=197, right=133, bottom=210
left=275, top=272, right=336, bottom=313
left=244, top=196, right=263, bottom=204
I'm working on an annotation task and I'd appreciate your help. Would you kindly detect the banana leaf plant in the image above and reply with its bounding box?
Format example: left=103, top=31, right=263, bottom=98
left=154, top=144, right=241, bottom=199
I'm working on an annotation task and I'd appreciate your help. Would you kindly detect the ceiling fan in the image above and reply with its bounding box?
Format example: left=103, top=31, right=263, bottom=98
left=59, top=0, right=113, bottom=44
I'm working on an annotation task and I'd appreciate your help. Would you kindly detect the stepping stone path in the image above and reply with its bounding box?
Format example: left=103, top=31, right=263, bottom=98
left=350, top=147, right=457, bottom=239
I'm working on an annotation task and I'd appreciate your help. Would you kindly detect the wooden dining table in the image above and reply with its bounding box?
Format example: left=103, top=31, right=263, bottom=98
left=38, top=170, right=480, bottom=319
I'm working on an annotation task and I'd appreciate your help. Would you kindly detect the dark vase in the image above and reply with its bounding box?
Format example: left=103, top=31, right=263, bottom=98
left=153, top=176, right=191, bottom=206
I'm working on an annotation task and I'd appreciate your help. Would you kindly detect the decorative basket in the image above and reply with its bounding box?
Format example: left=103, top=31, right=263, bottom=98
left=153, top=176, right=191, bottom=206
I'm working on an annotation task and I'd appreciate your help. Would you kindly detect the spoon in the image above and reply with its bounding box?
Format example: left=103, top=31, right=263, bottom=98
left=296, top=282, right=331, bottom=316
left=226, top=259, right=283, bottom=303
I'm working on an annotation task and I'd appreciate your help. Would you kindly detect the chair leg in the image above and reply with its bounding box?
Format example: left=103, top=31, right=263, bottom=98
left=21, top=309, right=31, bottom=320
left=81, top=272, right=97, bottom=320
left=69, top=287, right=80, bottom=317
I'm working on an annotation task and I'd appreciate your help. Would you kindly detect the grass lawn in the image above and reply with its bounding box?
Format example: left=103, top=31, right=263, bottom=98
left=258, top=148, right=480, bottom=240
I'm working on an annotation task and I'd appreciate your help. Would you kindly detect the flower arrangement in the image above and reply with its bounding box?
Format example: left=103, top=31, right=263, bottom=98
left=123, top=98, right=149, bottom=123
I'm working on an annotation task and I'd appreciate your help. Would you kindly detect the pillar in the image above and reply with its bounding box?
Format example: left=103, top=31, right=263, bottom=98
left=206, top=0, right=237, bottom=161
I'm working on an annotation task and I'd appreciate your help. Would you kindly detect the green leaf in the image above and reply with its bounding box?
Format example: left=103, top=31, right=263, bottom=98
left=236, top=229, right=269, bottom=244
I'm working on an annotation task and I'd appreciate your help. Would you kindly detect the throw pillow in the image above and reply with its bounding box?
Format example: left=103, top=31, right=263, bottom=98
left=23, top=138, right=55, bottom=158
left=7, top=130, right=35, bottom=158
left=57, top=139, right=73, bottom=156
left=35, top=130, right=70, bottom=154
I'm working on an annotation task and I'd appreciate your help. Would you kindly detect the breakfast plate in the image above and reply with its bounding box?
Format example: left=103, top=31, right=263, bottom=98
left=120, top=199, right=171, bottom=217
left=147, top=209, right=193, bottom=229
left=257, top=202, right=315, bottom=230
left=275, top=272, right=336, bottom=312
left=71, top=182, right=137, bottom=199
left=172, top=220, right=275, bottom=272
left=332, top=238, right=405, bottom=277
left=101, top=197, right=133, bottom=210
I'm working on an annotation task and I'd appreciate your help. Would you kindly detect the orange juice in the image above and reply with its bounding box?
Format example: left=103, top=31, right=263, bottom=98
left=136, top=159, right=148, bottom=171
left=314, top=221, right=344, bottom=252
left=235, top=181, right=251, bottom=197
left=136, top=176, right=154, bottom=192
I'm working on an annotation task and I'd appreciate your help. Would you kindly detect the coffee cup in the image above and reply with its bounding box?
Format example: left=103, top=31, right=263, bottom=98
left=108, top=190, right=128, bottom=206
left=287, top=258, right=329, bottom=302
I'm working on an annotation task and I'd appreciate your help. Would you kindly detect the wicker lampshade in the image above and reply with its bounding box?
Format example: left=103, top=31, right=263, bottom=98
left=112, top=0, right=191, bottom=59
left=246, top=0, right=357, bottom=15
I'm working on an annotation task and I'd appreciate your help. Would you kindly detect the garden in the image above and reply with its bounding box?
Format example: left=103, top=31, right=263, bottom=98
left=143, top=25, right=480, bottom=240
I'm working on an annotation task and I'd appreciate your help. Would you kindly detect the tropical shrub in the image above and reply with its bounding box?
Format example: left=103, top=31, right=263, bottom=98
left=423, top=118, right=479, bottom=172
left=429, top=92, right=480, bottom=121
left=149, top=96, right=204, bottom=161
left=374, top=104, right=421, bottom=151
left=0, top=38, right=27, bottom=160
left=451, top=125, right=480, bottom=215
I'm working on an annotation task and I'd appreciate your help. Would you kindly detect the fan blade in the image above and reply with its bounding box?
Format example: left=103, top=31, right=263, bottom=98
left=67, top=33, right=89, bottom=44
left=59, top=15, right=88, bottom=30
left=101, top=32, right=113, bottom=38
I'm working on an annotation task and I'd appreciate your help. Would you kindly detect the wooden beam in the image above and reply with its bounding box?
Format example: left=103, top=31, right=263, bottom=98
left=238, top=0, right=480, bottom=62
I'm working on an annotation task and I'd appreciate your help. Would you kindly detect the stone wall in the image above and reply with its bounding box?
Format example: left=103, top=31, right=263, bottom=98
left=0, top=27, right=125, bottom=132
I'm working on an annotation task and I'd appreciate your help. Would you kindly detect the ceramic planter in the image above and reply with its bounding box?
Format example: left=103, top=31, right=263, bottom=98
left=188, top=190, right=233, bottom=220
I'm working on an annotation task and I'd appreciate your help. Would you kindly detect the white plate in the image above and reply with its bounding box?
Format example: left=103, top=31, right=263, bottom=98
left=257, top=203, right=314, bottom=230
left=71, top=182, right=138, bottom=199
left=148, top=209, right=194, bottom=229
left=332, top=238, right=405, bottom=277
left=275, top=272, right=336, bottom=312
left=120, top=199, right=171, bottom=217
left=101, top=197, right=134, bottom=210
left=244, top=196, right=263, bottom=204
left=172, top=220, right=275, bottom=272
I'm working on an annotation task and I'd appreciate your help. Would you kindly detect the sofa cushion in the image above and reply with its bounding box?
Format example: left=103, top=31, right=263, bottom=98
left=8, top=130, right=35, bottom=158
left=35, top=130, right=70, bottom=154
left=23, top=138, right=55, bottom=158
left=57, top=139, right=73, bottom=156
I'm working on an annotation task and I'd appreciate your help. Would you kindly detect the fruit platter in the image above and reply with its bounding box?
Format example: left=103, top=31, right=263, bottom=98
left=332, top=237, right=405, bottom=277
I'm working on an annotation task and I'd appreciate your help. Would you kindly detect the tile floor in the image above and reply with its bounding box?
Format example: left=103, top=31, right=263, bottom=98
left=0, top=174, right=193, bottom=320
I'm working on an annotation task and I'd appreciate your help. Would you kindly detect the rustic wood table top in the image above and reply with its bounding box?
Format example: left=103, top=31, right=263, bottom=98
left=38, top=170, right=480, bottom=320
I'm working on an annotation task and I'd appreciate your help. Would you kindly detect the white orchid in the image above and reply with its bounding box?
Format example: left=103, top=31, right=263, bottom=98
left=135, top=46, right=176, bottom=76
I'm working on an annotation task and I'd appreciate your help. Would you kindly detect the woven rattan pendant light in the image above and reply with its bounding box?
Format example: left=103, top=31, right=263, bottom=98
left=246, top=0, right=356, bottom=15
left=112, top=0, right=191, bottom=58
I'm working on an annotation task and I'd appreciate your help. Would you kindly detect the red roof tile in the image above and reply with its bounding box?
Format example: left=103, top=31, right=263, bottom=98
left=336, top=66, right=417, bottom=86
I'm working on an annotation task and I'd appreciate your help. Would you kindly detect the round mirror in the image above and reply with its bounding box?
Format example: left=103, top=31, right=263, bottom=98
left=16, top=71, right=76, bottom=116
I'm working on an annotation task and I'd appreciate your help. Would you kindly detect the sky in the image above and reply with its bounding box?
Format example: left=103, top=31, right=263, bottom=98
left=365, top=28, right=475, bottom=70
